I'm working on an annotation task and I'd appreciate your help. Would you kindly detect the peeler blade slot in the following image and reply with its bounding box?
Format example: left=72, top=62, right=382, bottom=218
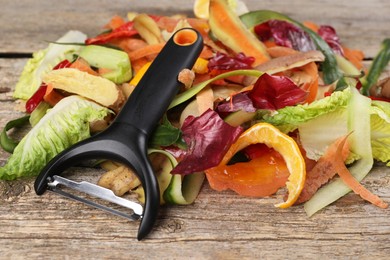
left=48, top=175, right=143, bottom=221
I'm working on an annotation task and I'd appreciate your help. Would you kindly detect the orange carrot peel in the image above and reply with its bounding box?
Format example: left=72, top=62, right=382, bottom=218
left=334, top=135, right=388, bottom=209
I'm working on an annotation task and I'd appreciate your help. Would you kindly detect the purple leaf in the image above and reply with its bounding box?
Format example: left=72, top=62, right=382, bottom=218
left=318, top=25, right=344, bottom=56
left=208, top=52, right=255, bottom=71
left=254, top=20, right=316, bottom=52
left=216, top=92, right=256, bottom=113
left=248, top=73, right=308, bottom=110
left=171, top=109, right=243, bottom=175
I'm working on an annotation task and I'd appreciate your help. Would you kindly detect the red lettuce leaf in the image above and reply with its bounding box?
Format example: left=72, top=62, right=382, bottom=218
left=171, top=109, right=243, bottom=175
left=216, top=92, right=256, bottom=113
left=254, top=20, right=316, bottom=52
left=248, top=73, right=308, bottom=110
left=208, top=52, right=255, bottom=71
left=317, top=25, right=344, bottom=56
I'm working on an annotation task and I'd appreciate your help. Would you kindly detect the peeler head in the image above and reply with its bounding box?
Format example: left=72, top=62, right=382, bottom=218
left=34, top=125, right=159, bottom=240
left=34, top=28, right=204, bottom=240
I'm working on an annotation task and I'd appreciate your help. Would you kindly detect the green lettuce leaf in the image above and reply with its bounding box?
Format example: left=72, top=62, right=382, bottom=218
left=259, top=88, right=390, bottom=163
left=0, top=96, right=110, bottom=180
left=298, top=109, right=348, bottom=160
left=304, top=87, right=373, bottom=216
left=13, top=30, right=87, bottom=100
left=370, top=100, right=390, bottom=166
left=260, top=89, right=351, bottom=133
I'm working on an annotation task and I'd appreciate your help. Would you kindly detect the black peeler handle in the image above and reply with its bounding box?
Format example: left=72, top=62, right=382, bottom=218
left=34, top=28, right=204, bottom=240
left=115, top=28, right=204, bottom=135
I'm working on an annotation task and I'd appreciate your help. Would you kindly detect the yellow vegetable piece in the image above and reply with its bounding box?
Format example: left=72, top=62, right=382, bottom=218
left=194, top=0, right=249, bottom=19
left=220, top=122, right=306, bottom=208
left=129, top=61, right=152, bottom=86
left=194, top=0, right=210, bottom=19
left=43, top=68, right=125, bottom=112
left=193, top=58, right=209, bottom=74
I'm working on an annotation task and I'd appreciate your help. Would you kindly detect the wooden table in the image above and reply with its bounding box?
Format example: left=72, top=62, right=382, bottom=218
left=1, top=1, right=389, bottom=259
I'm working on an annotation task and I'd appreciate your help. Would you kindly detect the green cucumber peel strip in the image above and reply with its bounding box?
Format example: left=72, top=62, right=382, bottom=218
left=29, top=101, right=50, bottom=127
left=168, top=69, right=262, bottom=109
left=78, top=44, right=132, bottom=84
left=148, top=149, right=205, bottom=205
left=360, top=38, right=390, bottom=96
left=240, top=10, right=343, bottom=85
left=304, top=87, right=373, bottom=216
left=148, top=149, right=177, bottom=204
left=163, top=172, right=205, bottom=205
left=0, top=115, right=30, bottom=153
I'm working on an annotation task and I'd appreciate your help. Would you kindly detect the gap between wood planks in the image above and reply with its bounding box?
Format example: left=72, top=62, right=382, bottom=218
left=0, top=53, right=32, bottom=58
left=0, top=52, right=378, bottom=61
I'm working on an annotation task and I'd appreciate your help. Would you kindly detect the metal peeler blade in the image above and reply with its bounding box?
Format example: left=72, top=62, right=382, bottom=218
left=47, top=175, right=142, bottom=221
left=34, top=28, right=204, bottom=240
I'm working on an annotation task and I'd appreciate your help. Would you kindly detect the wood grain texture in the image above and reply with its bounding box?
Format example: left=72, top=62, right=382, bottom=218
left=1, top=1, right=390, bottom=259
left=0, top=0, right=389, bottom=57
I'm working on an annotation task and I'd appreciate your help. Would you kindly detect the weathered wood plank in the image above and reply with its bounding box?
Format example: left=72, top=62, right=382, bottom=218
left=1, top=0, right=390, bottom=258
left=1, top=56, right=390, bottom=258
left=0, top=0, right=389, bottom=57
left=0, top=166, right=389, bottom=259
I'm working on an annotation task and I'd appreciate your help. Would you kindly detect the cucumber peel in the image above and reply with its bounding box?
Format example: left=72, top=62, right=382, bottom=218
left=78, top=45, right=132, bottom=84
left=0, top=115, right=30, bottom=153
left=147, top=149, right=205, bottom=205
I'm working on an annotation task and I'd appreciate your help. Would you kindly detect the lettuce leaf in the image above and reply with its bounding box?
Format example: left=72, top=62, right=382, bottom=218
left=298, top=109, right=348, bottom=160
left=260, top=89, right=390, bottom=164
left=370, top=100, right=390, bottom=166
left=13, top=30, right=87, bottom=100
left=0, top=96, right=110, bottom=180
left=260, top=89, right=351, bottom=133
left=304, top=87, right=373, bottom=216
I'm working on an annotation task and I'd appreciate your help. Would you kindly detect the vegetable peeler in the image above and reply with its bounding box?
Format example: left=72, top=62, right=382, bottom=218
left=34, top=28, right=203, bottom=240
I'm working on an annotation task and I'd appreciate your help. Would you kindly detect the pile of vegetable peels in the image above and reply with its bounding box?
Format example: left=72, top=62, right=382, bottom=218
left=1, top=0, right=390, bottom=217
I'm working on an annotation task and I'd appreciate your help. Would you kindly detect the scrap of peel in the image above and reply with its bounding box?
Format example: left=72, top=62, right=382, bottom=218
left=47, top=175, right=143, bottom=221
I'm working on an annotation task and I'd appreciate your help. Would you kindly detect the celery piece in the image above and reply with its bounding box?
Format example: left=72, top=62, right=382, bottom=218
left=78, top=45, right=132, bottom=84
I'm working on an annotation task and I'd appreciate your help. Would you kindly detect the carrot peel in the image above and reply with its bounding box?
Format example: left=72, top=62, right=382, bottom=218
left=334, top=135, right=388, bottom=209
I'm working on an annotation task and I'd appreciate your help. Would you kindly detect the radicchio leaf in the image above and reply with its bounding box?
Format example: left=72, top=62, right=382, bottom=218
left=171, top=109, right=243, bottom=175
left=216, top=92, right=256, bottom=113
left=317, top=25, right=344, bottom=56
left=208, top=52, right=255, bottom=71
left=254, top=20, right=316, bottom=52
left=248, top=73, right=308, bottom=110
